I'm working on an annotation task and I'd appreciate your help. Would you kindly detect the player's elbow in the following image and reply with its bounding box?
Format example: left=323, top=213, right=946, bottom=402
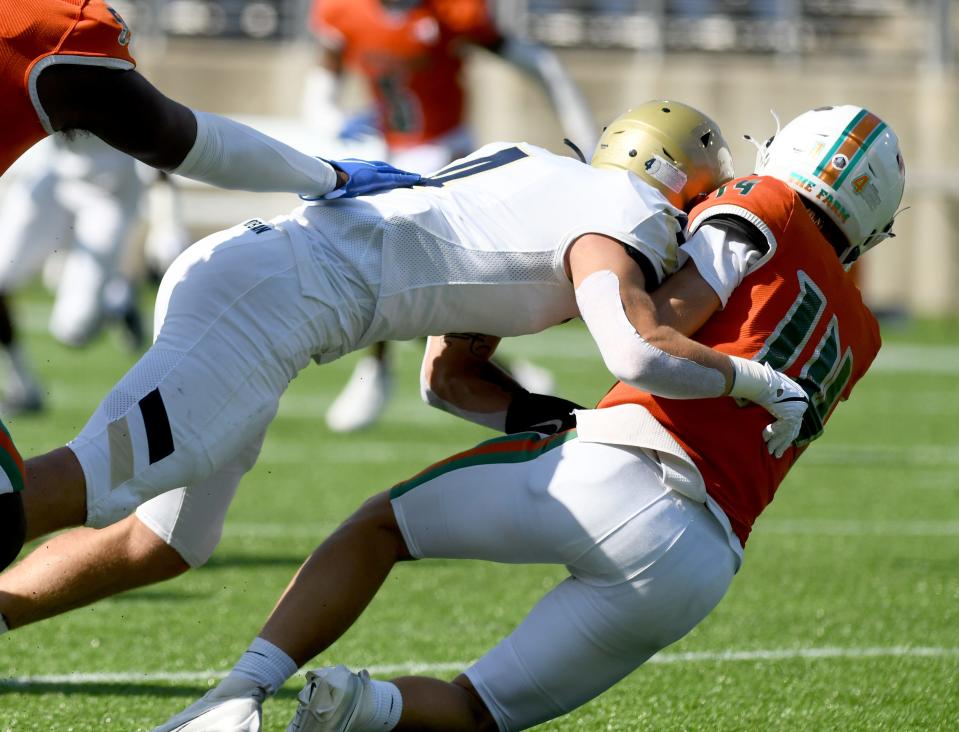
left=599, top=326, right=676, bottom=387
left=420, top=353, right=452, bottom=407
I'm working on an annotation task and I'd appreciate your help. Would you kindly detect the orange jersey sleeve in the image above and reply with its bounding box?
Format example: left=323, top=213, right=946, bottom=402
left=0, top=0, right=136, bottom=175
left=309, top=0, right=347, bottom=50
left=430, top=0, right=500, bottom=45
left=598, top=176, right=881, bottom=546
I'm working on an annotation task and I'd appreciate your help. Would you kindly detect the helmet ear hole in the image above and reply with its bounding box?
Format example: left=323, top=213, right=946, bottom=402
left=700, top=132, right=712, bottom=148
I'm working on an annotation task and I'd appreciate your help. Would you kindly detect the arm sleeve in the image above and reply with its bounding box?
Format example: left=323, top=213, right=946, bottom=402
left=576, top=270, right=727, bottom=399
left=172, top=110, right=338, bottom=195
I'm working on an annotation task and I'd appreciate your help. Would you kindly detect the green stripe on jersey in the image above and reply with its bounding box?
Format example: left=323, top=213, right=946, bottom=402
left=390, top=430, right=577, bottom=500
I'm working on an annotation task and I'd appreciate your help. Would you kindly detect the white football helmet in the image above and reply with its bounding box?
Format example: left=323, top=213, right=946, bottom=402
left=754, top=105, right=905, bottom=265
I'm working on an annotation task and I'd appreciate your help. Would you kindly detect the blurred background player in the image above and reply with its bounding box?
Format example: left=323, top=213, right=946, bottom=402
left=305, top=0, right=598, bottom=432
left=0, top=135, right=192, bottom=414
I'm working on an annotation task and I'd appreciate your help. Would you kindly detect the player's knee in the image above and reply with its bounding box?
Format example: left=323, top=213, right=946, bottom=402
left=0, top=492, right=26, bottom=571
left=452, top=675, right=498, bottom=732
left=121, top=517, right=190, bottom=580
left=344, top=491, right=411, bottom=561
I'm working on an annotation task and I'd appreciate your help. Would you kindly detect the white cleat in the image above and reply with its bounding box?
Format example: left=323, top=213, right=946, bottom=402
left=152, top=676, right=267, bottom=732
left=325, top=356, right=391, bottom=433
left=286, top=666, right=370, bottom=732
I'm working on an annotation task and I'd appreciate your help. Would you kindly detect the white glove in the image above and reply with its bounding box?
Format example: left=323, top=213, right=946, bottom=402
left=728, top=355, right=810, bottom=458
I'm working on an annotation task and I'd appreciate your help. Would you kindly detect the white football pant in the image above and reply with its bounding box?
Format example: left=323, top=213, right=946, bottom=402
left=390, top=433, right=738, bottom=730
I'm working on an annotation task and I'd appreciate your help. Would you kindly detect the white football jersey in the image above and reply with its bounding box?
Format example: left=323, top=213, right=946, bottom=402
left=287, top=142, right=686, bottom=350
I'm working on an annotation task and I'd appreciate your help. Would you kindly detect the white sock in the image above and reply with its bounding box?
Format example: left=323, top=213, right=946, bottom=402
left=355, top=679, right=403, bottom=731
left=228, top=637, right=298, bottom=694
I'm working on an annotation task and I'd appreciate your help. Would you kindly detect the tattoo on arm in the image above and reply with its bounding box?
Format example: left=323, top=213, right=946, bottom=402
left=444, top=333, right=495, bottom=359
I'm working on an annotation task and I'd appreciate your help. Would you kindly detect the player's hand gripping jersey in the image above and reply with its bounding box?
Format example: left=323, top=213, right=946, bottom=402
left=598, top=176, right=881, bottom=545
left=0, top=0, right=135, bottom=175
left=310, top=0, right=499, bottom=150
left=292, top=141, right=686, bottom=352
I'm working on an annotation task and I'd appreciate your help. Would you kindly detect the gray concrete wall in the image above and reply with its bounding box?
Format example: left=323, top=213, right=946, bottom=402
left=141, top=41, right=959, bottom=315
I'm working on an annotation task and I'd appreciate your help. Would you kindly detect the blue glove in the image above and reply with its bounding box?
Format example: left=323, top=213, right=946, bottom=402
left=338, top=110, right=380, bottom=142
left=303, top=158, right=422, bottom=201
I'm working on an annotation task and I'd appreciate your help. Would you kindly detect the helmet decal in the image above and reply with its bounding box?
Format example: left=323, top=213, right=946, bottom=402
left=812, top=109, right=886, bottom=190
left=591, top=100, right=734, bottom=210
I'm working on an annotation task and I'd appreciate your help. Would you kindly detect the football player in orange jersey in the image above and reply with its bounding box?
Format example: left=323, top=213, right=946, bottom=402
left=305, top=0, right=597, bottom=434
left=148, top=105, right=904, bottom=732
left=0, top=0, right=421, bottom=566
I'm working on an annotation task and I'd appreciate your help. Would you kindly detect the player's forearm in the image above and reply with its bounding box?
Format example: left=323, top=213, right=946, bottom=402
left=171, top=111, right=339, bottom=194
left=420, top=356, right=519, bottom=430
left=577, top=270, right=733, bottom=398
left=41, top=66, right=341, bottom=195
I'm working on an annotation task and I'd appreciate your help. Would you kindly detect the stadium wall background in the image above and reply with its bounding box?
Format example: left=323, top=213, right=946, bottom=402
left=133, top=40, right=957, bottom=317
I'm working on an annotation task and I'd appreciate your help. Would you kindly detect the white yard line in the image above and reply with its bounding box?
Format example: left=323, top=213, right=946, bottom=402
left=2, top=646, right=956, bottom=688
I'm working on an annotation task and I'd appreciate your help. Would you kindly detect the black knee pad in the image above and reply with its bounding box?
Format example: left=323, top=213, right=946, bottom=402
left=0, top=492, right=26, bottom=570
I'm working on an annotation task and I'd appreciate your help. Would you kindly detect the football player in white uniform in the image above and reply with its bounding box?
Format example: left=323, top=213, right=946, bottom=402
left=0, top=135, right=151, bottom=413
left=150, top=105, right=904, bottom=732
left=0, top=103, right=801, bottom=647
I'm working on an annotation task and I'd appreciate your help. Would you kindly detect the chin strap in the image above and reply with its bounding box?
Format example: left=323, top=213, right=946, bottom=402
left=563, top=137, right=587, bottom=163
left=743, top=109, right=781, bottom=171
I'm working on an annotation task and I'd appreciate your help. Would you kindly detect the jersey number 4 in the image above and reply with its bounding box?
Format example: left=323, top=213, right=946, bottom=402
left=755, top=271, right=853, bottom=445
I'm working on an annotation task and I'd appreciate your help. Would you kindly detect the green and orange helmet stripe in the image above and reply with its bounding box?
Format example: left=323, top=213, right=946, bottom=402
left=813, top=109, right=887, bottom=190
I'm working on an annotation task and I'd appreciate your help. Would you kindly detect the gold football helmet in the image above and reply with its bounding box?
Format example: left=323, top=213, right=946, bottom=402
left=591, top=100, right=735, bottom=210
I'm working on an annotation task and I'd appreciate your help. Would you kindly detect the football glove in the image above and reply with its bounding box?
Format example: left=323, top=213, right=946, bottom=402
left=728, top=356, right=810, bottom=459
left=302, top=158, right=421, bottom=201
left=505, top=390, right=583, bottom=435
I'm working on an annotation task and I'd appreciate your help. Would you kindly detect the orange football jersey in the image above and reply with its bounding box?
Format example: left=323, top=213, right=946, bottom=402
left=597, top=176, right=881, bottom=545
left=0, top=0, right=136, bottom=175
left=310, top=0, right=499, bottom=149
